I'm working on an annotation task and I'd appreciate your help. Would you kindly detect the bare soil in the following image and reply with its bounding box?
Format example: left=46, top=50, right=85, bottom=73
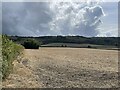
left=3, top=48, right=118, bottom=88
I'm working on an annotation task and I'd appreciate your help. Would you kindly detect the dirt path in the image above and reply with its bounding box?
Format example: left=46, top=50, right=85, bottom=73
left=3, top=48, right=118, bottom=88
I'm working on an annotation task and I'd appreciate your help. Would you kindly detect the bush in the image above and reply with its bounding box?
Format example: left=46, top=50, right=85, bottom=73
left=65, top=45, right=67, bottom=47
left=87, top=45, right=92, bottom=48
left=61, top=45, right=67, bottom=47
left=61, top=45, right=64, bottom=47
left=22, top=39, right=40, bottom=49
left=2, top=35, right=24, bottom=80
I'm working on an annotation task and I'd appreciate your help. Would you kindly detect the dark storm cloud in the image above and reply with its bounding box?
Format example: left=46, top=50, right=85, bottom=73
left=2, top=2, right=53, bottom=36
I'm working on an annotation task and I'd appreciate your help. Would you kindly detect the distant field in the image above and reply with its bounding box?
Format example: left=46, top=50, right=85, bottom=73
left=41, top=43, right=118, bottom=50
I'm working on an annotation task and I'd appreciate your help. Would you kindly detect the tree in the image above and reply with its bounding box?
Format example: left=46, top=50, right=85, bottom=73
left=87, top=45, right=92, bottom=48
left=22, top=39, right=40, bottom=49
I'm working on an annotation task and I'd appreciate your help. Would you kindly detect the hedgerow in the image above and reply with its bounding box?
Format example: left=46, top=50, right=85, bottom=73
left=2, top=35, right=24, bottom=80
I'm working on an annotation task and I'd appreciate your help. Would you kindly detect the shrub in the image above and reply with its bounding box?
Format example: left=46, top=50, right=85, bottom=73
left=2, top=35, right=24, bottom=80
left=65, top=45, right=67, bottom=47
left=61, top=45, right=67, bottom=47
left=87, top=45, right=92, bottom=48
left=22, top=39, right=40, bottom=49
left=61, top=45, right=64, bottom=47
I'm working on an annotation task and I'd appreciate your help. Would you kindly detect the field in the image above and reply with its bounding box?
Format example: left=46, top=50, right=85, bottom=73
left=3, top=48, right=118, bottom=88
left=41, top=43, right=118, bottom=50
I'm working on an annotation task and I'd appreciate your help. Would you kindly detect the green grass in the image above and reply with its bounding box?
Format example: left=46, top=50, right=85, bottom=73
left=41, top=43, right=118, bottom=50
left=1, top=35, right=24, bottom=80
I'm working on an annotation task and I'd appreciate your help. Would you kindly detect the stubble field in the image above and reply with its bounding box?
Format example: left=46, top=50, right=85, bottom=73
left=25, top=48, right=118, bottom=88
left=3, top=48, right=118, bottom=88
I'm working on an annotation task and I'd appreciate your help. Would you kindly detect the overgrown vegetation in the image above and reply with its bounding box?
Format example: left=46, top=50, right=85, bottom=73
left=0, top=35, right=2, bottom=81
left=2, top=35, right=24, bottom=80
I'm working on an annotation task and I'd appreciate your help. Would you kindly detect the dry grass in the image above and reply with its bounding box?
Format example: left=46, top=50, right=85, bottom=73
left=25, top=48, right=118, bottom=88
left=3, top=48, right=119, bottom=88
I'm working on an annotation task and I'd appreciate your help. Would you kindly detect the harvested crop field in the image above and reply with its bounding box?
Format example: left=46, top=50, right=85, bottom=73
left=3, top=48, right=119, bottom=88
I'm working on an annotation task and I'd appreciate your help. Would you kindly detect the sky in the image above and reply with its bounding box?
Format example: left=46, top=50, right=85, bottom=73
left=2, top=0, right=119, bottom=37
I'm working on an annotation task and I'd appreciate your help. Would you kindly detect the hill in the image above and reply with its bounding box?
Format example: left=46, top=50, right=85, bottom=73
left=9, top=36, right=119, bottom=50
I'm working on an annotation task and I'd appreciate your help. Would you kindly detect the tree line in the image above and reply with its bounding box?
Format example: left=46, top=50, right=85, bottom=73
left=9, top=36, right=119, bottom=47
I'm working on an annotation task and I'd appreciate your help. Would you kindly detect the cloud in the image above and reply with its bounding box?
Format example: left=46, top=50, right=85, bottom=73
left=49, top=2, right=104, bottom=36
left=2, top=1, right=105, bottom=37
left=2, top=2, right=53, bottom=36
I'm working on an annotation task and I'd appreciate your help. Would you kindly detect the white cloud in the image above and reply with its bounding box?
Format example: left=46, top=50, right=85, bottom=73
left=49, top=2, right=104, bottom=36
